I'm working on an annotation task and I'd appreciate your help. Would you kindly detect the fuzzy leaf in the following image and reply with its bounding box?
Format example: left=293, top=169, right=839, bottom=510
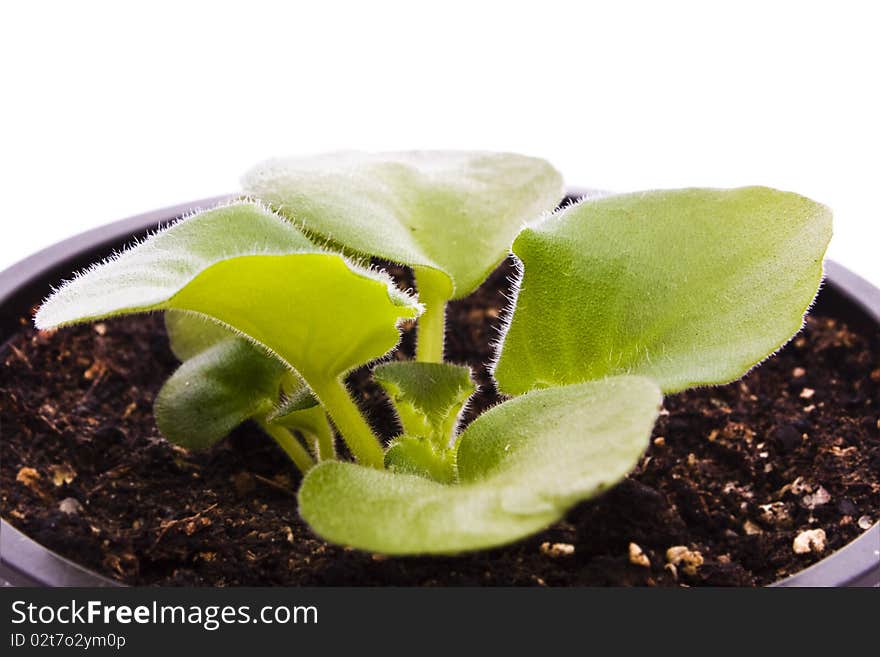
left=155, top=337, right=283, bottom=449
left=168, top=310, right=319, bottom=419
left=243, top=150, right=564, bottom=298
left=35, top=202, right=421, bottom=386
left=37, top=202, right=315, bottom=325
left=298, top=376, right=661, bottom=554
left=384, top=436, right=456, bottom=484
left=268, top=382, right=336, bottom=461
left=373, top=361, right=474, bottom=446
left=161, top=310, right=334, bottom=459
left=494, top=187, right=833, bottom=394
left=165, top=310, right=238, bottom=361
left=269, top=385, right=320, bottom=422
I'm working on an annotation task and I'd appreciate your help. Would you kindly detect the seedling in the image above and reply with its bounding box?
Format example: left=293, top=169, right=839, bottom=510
left=36, top=151, right=832, bottom=554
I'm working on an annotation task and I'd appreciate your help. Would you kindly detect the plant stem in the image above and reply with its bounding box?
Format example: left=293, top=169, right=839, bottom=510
left=312, top=378, right=385, bottom=469
left=259, top=421, right=315, bottom=473
left=416, top=299, right=446, bottom=362
left=415, top=271, right=448, bottom=363
left=273, top=407, right=336, bottom=461
left=311, top=411, right=336, bottom=461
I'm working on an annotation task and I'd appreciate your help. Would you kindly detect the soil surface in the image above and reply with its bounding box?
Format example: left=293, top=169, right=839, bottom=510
left=2, top=261, right=879, bottom=586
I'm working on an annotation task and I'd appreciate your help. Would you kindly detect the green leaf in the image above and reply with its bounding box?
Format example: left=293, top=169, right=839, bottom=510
left=298, top=376, right=661, bottom=554
left=162, top=309, right=332, bottom=463
left=270, top=386, right=336, bottom=461
left=37, top=202, right=316, bottom=326
left=243, top=150, right=564, bottom=299
left=384, top=436, right=456, bottom=484
left=154, top=337, right=282, bottom=450
left=35, top=201, right=421, bottom=468
left=168, top=309, right=322, bottom=422
left=373, top=361, right=475, bottom=447
left=269, top=384, right=320, bottom=421
left=35, top=201, right=420, bottom=384
left=494, top=187, right=833, bottom=394
left=165, top=310, right=237, bottom=361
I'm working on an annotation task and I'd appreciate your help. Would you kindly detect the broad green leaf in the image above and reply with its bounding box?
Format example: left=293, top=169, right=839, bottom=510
left=373, top=361, right=474, bottom=447
left=164, top=255, right=418, bottom=382
left=37, top=202, right=316, bottom=326
left=35, top=202, right=421, bottom=385
left=243, top=150, right=564, bottom=299
left=154, top=337, right=282, bottom=449
left=36, top=201, right=420, bottom=467
left=384, top=436, right=456, bottom=484
left=494, top=187, right=833, bottom=395
left=298, top=376, right=661, bottom=554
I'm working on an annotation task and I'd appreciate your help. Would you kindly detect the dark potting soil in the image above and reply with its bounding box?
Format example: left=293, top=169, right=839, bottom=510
left=1, top=260, right=879, bottom=586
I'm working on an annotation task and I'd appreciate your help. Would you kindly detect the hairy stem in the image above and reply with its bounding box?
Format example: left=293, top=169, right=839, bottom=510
left=416, top=299, right=446, bottom=362
left=259, top=421, right=315, bottom=473
left=312, top=378, right=385, bottom=468
left=282, top=407, right=337, bottom=462
left=414, top=270, right=450, bottom=363
left=311, top=411, right=336, bottom=461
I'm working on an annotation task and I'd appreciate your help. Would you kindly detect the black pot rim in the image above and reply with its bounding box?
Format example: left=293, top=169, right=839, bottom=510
left=1, top=195, right=878, bottom=587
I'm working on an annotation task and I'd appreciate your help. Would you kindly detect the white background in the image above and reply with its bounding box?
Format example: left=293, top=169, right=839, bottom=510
left=2, top=1, right=878, bottom=284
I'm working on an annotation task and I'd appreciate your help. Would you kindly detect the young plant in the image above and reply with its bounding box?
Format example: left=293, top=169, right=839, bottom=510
left=35, top=151, right=832, bottom=555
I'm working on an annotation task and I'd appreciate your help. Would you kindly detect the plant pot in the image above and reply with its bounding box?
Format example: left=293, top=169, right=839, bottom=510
left=1, top=195, right=878, bottom=587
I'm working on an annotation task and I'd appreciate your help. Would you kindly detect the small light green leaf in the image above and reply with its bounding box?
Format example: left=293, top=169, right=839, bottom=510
left=373, top=361, right=475, bottom=447
left=495, top=187, right=833, bottom=394
left=269, top=384, right=320, bottom=422
left=154, top=337, right=282, bottom=450
left=298, top=376, right=661, bottom=554
left=243, top=150, right=564, bottom=299
left=384, top=436, right=456, bottom=484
